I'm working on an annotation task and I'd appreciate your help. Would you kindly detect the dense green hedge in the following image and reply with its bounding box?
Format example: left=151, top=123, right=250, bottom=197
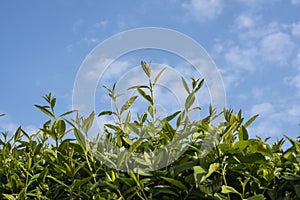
left=1, top=62, right=300, bottom=199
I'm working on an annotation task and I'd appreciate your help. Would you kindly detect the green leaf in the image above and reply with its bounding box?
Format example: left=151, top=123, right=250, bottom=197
left=72, top=177, right=92, bottom=188
left=161, top=177, right=187, bottom=191
left=154, top=67, right=167, bottom=85
left=73, top=128, right=86, bottom=151
left=206, top=163, right=220, bottom=179
left=176, top=111, right=185, bottom=127
left=181, top=77, right=190, bottom=94
left=185, top=92, right=195, bottom=111
left=141, top=60, right=151, bottom=78
left=193, top=166, right=206, bottom=187
left=56, top=120, right=66, bottom=135
left=119, top=177, right=135, bottom=186
left=234, top=140, right=273, bottom=158
left=235, top=153, right=266, bottom=164
left=153, top=188, right=179, bottom=197
left=2, top=194, right=16, bottom=200
left=163, top=111, right=181, bottom=122
left=195, top=78, right=204, bottom=92
left=98, top=111, right=114, bottom=117
left=82, top=112, right=95, bottom=133
left=127, top=85, right=150, bottom=90
left=35, top=105, right=56, bottom=119
left=284, top=135, right=300, bottom=153
left=103, top=85, right=113, bottom=93
left=294, top=184, right=300, bottom=198
left=238, top=125, right=248, bottom=141
left=47, top=175, right=69, bottom=188
left=50, top=97, right=56, bottom=109
left=221, top=185, right=241, bottom=195
left=174, top=160, right=198, bottom=176
left=117, top=151, right=128, bottom=168
left=137, top=88, right=153, bottom=105
left=148, top=105, right=156, bottom=119
left=14, top=126, right=22, bottom=141
left=244, top=114, right=259, bottom=128
left=162, top=121, right=176, bottom=140
left=246, top=194, right=265, bottom=200
left=58, top=110, right=77, bottom=118
left=120, top=96, right=138, bottom=114
left=129, top=138, right=144, bottom=152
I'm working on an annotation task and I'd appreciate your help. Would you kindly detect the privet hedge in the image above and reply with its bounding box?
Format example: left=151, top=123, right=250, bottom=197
left=0, top=61, right=300, bottom=200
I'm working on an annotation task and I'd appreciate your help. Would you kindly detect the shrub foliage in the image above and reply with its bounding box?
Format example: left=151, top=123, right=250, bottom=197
left=1, top=61, right=300, bottom=200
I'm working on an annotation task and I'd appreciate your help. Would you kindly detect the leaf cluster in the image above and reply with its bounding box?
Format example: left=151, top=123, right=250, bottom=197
left=0, top=61, right=300, bottom=199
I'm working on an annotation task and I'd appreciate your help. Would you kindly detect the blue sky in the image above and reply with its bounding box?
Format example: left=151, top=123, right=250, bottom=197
left=0, top=0, right=300, bottom=145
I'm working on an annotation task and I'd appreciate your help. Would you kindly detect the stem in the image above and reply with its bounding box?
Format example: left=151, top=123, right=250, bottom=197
left=149, top=80, right=156, bottom=123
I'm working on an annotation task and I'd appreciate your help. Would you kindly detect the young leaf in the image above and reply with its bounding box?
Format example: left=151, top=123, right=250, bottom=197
left=176, top=111, right=185, bottom=127
left=181, top=77, right=190, bottom=94
left=103, top=85, right=113, bottom=93
left=35, top=105, right=56, bottom=119
left=14, top=126, right=22, bottom=141
left=141, top=60, right=151, bottom=78
left=137, top=88, right=153, bottom=105
left=193, top=165, right=206, bottom=188
left=98, top=111, right=114, bottom=117
left=58, top=110, right=77, bottom=118
left=206, top=163, right=220, bottom=180
left=185, top=92, right=195, bottom=111
left=129, top=138, right=144, bottom=152
left=82, top=112, right=95, bottom=134
left=127, top=85, right=150, bottom=90
left=154, top=67, right=167, bottom=85
left=246, top=194, right=265, bottom=200
left=120, top=96, right=138, bottom=114
left=162, top=111, right=181, bottom=122
left=50, top=97, right=56, bottom=110
left=161, top=177, right=187, bottom=191
left=244, top=114, right=259, bottom=128
left=221, top=185, right=241, bottom=195
left=55, top=120, right=66, bottom=135
left=238, top=125, right=249, bottom=141
left=195, top=78, right=205, bottom=92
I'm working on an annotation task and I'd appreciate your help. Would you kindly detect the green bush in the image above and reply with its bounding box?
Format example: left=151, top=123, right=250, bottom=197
left=0, top=61, right=299, bottom=199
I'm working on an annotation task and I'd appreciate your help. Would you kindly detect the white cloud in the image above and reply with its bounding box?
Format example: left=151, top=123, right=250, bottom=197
left=0, top=117, right=37, bottom=137
left=291, top=22, right=300, bottom=37
left=248, top=102, right=300, bottom=140
left=235, top=14, right=257, bottom=29
left=236, top=0, right=276, bottom=8
left=224, top=46, right=258, bottom=71
left=259, top=32, right=295, bottom=64
left=291, top=0, right=300, bottom=5
left=182, top=0, right=222, bottom=21
left=93, top=20, right=109, bottom=29
left=0, top=122, right=18, bottom=133
left=81, top=37, right=99, bottom=45
left=86, top=59, right=132, bottom=81
left=251, top=102, right=275, bottom=116
left=65, top=37, right=99, bottom=52
left=287, top=74, right=300, bottom=92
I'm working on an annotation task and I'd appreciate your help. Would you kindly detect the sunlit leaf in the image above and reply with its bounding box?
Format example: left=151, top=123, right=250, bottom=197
left=120, top=96, right=138, bottom=114
left=181, top=77, right=190, bottom=94
left=98, top=111, right=114, bottom=117
left=154, top=67, right=166, bottom=85
left=161, top=177, right=187, bottom=191
left=244, top=114, right=259, bottom=128
left=141, top=60, right=151, bottom=78
left=221, top=185, right=241, bottom=195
